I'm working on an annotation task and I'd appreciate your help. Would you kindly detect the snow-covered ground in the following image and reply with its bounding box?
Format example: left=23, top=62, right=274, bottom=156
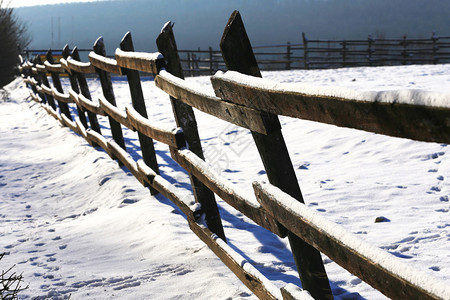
left=1, top=64, right=449, bottom=299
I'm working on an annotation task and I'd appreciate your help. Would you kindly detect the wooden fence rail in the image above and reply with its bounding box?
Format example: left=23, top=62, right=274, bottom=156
left=18, top=10, right=450, bottom=300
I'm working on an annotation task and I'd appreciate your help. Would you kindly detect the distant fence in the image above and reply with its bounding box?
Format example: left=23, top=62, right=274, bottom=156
left=18, top=10, right=450, bottom=300
left=173, top=32, right=450, bottom=77
left=22, top=32, right=450, bottom=78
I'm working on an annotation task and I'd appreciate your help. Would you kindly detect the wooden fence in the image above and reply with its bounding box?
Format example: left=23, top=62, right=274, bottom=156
left=18, top=10, right=450, bottom=300
left=174, top=32, right=450, bottom=76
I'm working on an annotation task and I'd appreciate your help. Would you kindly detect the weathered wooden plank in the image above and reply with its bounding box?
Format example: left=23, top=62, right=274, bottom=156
left=170, top=148, right=285, bottom=237
left=75, top=117, right=88, bottom=140
left=43, top=61, right=65, bottom=73
left=59, top=58, right=71, bottom=74
left=86, top=129, right=109, bottom=154
left=92, top=37, right=127, bottom=156
left=115, top=48, right=164, bottom=74
left=136, top=159, right=157, bottom=186
left=98, top=96, right=133, bottom=129
left=106, top=139, right=145, bottom=185
left=126, top=106, right=185, bottom=148
left=211, top=72, right=450, bottom=144
left=220, top=11, right=332, bottom=299
left=120, top=32, right=159, bottom=195
left=52, top=87, right=72, bottom=103
left=253, top=182, right=450, bottom=300
left=29, top=77, right=38, bottom=86
left=35, top=64, right=46, bottom=73
left=62, top=45, right=88, bottom=129
left=61, top=113, right=81, bottom=134
left=89, top=51, right=122, bottom=75
left=78, top=93, right=105, bottom=116
left=29, top=91, right=42, bottom=103
left=33, top=57, right=52, bottom=106
left=151, top=174, right=199, bottom=221
left=155, top=71, right=278, bottom=135
left=71, top=47, right=102, bottom=134
left=46, top=50, right=73, bottom=121
left=157, top=22, right=226, bottom=241
left=188, top=218, right=281, bottom=300
left=44, top=104, right=63, bottom=124
left=66, top=57, right=96, bottom=74
left=40, top=84, right=53, bottom=96
left=280, top=284, right=314, bottom=300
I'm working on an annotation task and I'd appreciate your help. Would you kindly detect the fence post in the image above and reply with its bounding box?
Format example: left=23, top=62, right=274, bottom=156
left=119, top=32, right=160, bottom=195
left=342, top=40, right=347, bottom=67
left=34, top=55, right=57, bottom=110
left=302, top=32, right=309, bottom=69
left=29, top=58, right=45, bottom=103
left=209, top=46, right=213, bottom=75
left=286, top=42, right=291, bottom=70
left=71, top=47, right=102, bottom=134
left=93, top=37, right=126, bottom=151
left=368, top=34, right=374, bottom=66
left=62, top=45, right=88, bottom=128
left=46, top=50, right=72, bottom=120
left=220, top=11, right=332, bottom=299
left=432, top=32, right=439, bottom=64
left=156, top=22, right=226, bottom=241
left=401, top=35, right=408, bottom=65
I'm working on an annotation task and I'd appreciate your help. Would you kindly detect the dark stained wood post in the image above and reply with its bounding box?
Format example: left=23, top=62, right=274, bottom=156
left=93, top=37, right=126, bottom=151
left=302, top=32, right=309, bottom=70
left=368, top=35, right=374, bottom=67
left=46, top=50, right=72, bottom=120
left=119, top=32, right=159, bottom=195
left=156, top=22, right=226, bottom=241
left=35, top=55, right=57, bottom=110
left=220, top=11, right=332, bottom=299
left=209, top=46, right=213, bottom=75
left=71, top=47, right=102, bottom=134
left=28, top=59, right=43, bottom=101
left=431, top=32, right=438, bottom=65
left=62, top=45, right=88, bottom=128
left=342, top=40, right=347, bottom=67
left=286, top=42, right=291, bottom=70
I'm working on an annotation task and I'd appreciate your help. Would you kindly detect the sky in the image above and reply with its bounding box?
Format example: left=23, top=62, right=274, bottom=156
left=9, top=0, right=108, bottom=7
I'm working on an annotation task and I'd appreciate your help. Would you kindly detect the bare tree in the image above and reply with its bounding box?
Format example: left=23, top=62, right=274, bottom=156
left=0, top=0, right=31, bottom=87
left=0, top=253, right=28, bottom=299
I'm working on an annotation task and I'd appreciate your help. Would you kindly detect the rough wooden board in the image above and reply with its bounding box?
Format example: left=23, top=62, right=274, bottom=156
left=66, top=57, right=96, bottom=74
left=171, top=148, right=285, bottom=237
left=89, top=51, right=122, bottom=75
left=155, top=71, right=278, bottom=135
left=126, top=106, right=185, bottom=149
left=115, top=48, right=164, bottom=74
left=220, top=10, right=332, bottom=299
left=92, top=37, right=127, bottom=154
left=157, top=21, right=226, bottom=241
left=43, top=61, right=65, bottom=73
left=52, top=87, right=72, bottom=103
left=188, top=218, right=279, bottom=300
left=78, top=93, right=105, bottom=116
left=253, top=182, right=450, bottom=300
left=98, top=96, right=133, bottom=130
left=211, top=75, right=450, bottom=144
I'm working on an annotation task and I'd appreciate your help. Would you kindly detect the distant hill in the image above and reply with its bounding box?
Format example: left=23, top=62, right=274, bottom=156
left=16, top=0, right=450, bottom=55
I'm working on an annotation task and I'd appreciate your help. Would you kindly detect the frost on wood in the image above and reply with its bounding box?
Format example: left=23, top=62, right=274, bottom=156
left=213, top=70, right=450, bottom=108
left=255, top=182, right=450, bottom=300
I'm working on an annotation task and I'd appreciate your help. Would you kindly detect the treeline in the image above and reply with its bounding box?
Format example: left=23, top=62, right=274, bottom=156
left=16, top=0, right=450, bottom=56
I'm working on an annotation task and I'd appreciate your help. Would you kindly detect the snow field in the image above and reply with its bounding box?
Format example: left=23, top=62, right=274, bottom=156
left=1, top=63, right=449, bottom=299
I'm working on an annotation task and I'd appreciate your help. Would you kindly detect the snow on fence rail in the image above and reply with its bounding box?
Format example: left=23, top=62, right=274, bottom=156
left=18, top=11, right=450, bottom=300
